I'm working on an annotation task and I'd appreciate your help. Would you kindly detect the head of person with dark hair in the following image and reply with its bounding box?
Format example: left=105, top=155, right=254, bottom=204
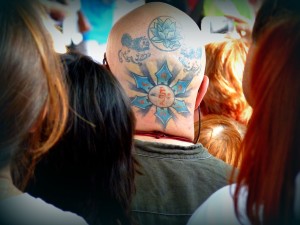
left=27, top=52, right=136, bottom=225
left=187, top=12, right=300, bottom=225
left=145, top=0, right=188, bottom=12
left=201, top=38, right=252, bottom=125
left=0, top=1, right=88, bottom=225
left=243, top=0, right=300, bottom=105
left=105, top=2, right=232, bottom=225
left=252, top=0, right=300, bottom=43
left=196, top=114, right=246, bottom=168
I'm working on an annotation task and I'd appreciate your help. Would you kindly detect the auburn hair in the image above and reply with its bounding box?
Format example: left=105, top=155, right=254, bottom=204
left=196, top=114, right=245, bottom=168
left=201, top=39, right=252, bottom=125
left=233, top=16, right=300, bottom=225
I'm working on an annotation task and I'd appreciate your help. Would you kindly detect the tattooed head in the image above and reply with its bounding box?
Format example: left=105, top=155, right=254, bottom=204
left=106, top=2, right=207, bottom=141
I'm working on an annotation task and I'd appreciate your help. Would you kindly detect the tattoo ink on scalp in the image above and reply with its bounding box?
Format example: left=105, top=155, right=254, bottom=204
left=118, top=33, right=151, bottom=65
left=130, top=61, right=192, bottom=128
left=148, top=16, right=182, bottom=52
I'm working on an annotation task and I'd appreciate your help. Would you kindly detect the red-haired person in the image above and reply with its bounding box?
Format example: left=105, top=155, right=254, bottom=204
left=200, top=38, right=252, bottom=125
left=195, top=114, right=245, bottom=168
left=188, top=1, right=300, bottom=224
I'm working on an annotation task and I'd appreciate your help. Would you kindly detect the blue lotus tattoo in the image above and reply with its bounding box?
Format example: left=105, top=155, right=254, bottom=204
left=130, top=61, right=192, bottom=128
left=148, top=16, right=182, bottom=51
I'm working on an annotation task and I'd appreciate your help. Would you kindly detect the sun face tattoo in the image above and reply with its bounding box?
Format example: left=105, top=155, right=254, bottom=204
left=130, top=61, right=192, bottom=128
left=148, top=16, right=182, bottom=51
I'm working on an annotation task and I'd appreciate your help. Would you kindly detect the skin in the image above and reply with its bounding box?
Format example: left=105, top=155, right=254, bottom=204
left=106, top=2, right=208, bottom=143
left=0, top=166, right=22, bottom=200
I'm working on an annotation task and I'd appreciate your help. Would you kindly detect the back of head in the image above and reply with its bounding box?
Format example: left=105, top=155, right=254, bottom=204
left=201, top=39, right=252, bottom=125
left=106, top=2, right=206, bottom=141
left=235, top=16, right=300, bottom=224
left=252, top=0, right=300, bottom=43
left=196, top=114, right=245, bottom=168
left=63, top=53, right=136, bottom=222
left=0, top=0, right=68, bottom=188
left=243, top=1, right=300, bottom=106
left=29, top=52, right=136, bottom=225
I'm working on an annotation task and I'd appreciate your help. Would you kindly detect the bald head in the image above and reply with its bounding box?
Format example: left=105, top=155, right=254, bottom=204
left=106, top=2, right=207, bottom=141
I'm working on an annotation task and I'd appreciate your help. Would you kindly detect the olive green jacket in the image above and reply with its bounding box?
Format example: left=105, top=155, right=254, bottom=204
left=131, top=139, right=232, bottom=225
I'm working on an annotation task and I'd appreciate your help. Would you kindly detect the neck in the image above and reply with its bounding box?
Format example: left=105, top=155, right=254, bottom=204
left=0, top=166, right=21, bottom=200
left=0, top=165, right=11, bottom=181
left=135, top=130, right=195, bottom=146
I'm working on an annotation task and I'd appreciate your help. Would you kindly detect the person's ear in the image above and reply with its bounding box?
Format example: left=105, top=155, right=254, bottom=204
left=195, top=75, right=209, bottom=109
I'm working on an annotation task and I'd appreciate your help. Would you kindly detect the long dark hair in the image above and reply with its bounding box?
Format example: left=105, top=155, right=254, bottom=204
left=27, top=52, right=137, bottom=225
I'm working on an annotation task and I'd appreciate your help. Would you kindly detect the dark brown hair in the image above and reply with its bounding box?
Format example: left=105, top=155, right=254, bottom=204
left=252, top=0, right=300, bottom=43
left=28, top=52, right=137, bottom=225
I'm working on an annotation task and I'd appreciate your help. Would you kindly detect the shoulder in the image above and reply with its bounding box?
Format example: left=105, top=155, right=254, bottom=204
left=187, top=185, right=243, bottom=225
left=0, top=193, right=88, bottom=225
